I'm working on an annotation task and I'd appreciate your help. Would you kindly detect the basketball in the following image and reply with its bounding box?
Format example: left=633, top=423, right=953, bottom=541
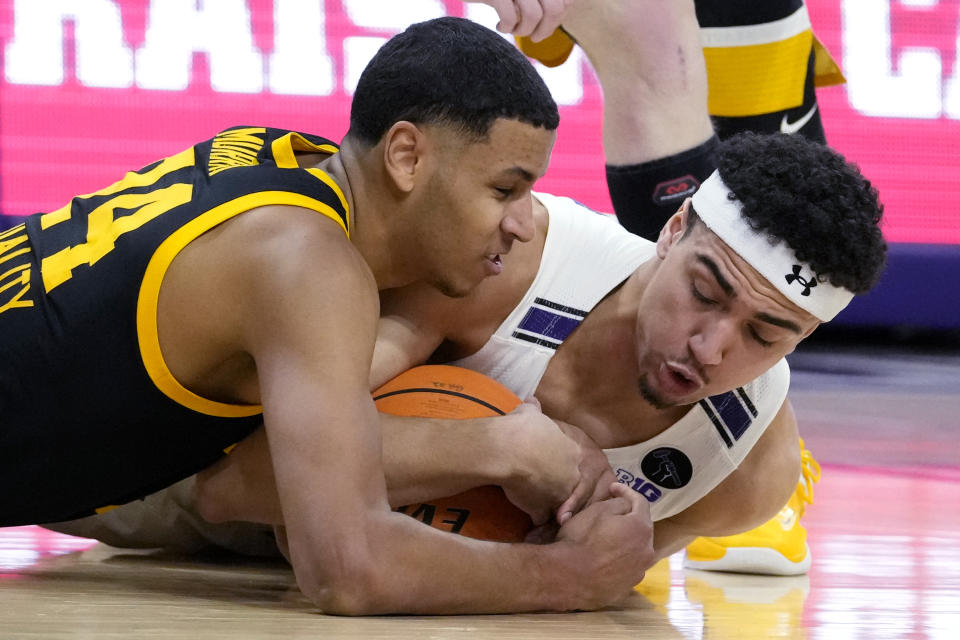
left=373, top=365, right=533, bottom=543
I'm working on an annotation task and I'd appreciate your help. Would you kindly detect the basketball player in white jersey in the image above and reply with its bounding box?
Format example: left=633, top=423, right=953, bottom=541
left=45, top=0, right=886, bottom=577
left=504, top=0, right=849, bottom=576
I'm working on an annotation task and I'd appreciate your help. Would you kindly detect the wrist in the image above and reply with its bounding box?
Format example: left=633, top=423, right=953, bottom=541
left=482, top=413, right=528, bottom=486
left=531, top=541, right=588, bottom=611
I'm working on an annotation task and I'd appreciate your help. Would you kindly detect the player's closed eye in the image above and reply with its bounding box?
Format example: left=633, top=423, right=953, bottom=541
left=748, top=326, right=774, bottom=348
left=691, top=283, right=716, bottom=305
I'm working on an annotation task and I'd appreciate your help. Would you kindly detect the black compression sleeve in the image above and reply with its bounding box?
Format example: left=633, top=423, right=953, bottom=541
left=605, top=136, right=719, bottom=241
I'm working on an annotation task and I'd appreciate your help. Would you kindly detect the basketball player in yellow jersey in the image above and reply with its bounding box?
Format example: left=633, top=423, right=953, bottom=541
left=1, top=17, right=662, bottom=614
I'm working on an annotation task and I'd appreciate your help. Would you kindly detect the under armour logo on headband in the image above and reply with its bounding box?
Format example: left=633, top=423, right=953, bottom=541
left=785, top=265, right=818, bottom=296
left=692, top=170, right=854, bottom=320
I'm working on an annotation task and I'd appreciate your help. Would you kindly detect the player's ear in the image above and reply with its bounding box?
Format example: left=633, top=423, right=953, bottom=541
left=656, top=199, right=690, bottom=259
left=382, top=121, right=427, bottom=193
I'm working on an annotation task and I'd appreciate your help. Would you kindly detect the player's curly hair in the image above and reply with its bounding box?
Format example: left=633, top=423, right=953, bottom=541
left=698, top=132, right=887, bottom=294
left=346, top=17, right=559, bottom=147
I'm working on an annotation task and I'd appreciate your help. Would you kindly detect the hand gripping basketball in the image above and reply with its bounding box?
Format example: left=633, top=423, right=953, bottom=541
left=373, top=365, right=550, bottom=542
left=555, top=482, right=656, bottom=604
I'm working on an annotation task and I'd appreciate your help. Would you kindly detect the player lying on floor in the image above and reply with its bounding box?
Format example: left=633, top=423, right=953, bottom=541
left=48, top=128, right=884, bottom=563
left=5, top=15, right=665, bottom=615
left=512, top=0, right=845, bottom=575
left=46, top=0, right=885, bottom=570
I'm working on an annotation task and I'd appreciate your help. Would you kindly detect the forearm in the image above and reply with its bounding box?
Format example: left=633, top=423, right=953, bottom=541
left=382, top=413, right=515, bottom=506
left=307, top=511, right=586, bottom=614
left=303, top=483, right=657, bottom=614
left=197, top=414, right=520, bottom=523
left=563, top=0, right=713, bottom=164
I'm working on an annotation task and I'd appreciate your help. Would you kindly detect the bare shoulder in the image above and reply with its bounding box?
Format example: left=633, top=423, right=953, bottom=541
left=664, top=399, right=802, bottom=537
left=202, top=205, right=373, bottom=310
left=180, top=203, right=379, bottom=361
left=156, top=204, right=375, bottom=397
left=242, top=205, right=377, bottom=329
left=235, top=205, right=369, bottom=283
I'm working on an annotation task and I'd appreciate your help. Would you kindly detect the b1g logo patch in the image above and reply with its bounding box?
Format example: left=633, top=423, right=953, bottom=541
left=652, top=175, right=700, bottom=206
left=615, top=468, right=663, bottom=503
left=640, top=447, right=693, bottom=489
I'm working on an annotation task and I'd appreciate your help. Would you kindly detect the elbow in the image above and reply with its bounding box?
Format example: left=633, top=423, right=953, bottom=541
left=294, top=547, right=394, bottom=616
left=297, top=562, right=399, bottom=616
left=303, top=581, right=383, bottom=616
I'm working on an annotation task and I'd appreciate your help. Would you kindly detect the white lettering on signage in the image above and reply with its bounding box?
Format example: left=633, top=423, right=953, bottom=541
left=3, top=0, right=588, bottom=106
left=5, top=0, right=133, bottom=87
left=269, top=0, right=335, bottom=95
left=342, top=0, right=446, bottom=93
left=136, top=0, right=263, bottom=92
left=843, top=0, right=958, bottom=119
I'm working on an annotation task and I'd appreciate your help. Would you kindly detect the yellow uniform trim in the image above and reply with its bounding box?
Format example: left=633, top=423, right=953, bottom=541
left=270, top=132, right=349, bottom=237
left=271, top=131, right=339, bottom=169
left=41, top=204, right=72, bottom=230
left=307, top=169, right=349, bottom=230
left=812, top=34, right=845, bottom=87
left=515, top=5, right=844, bottom=108
left=703, top=29, right=813, bottom=117
left=699, top=6, right=845, bottom=116
left=137, top=191, right=349, bottom=418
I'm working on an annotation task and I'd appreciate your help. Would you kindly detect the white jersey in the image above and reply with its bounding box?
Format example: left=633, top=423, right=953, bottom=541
left=453, top=192, right=790, bottom=521
left=455, top=192, right=656, bottom=399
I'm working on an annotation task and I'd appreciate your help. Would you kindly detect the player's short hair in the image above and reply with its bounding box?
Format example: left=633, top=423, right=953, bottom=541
left=688, top=132, right=886, bottom=294
left=346, top=17, right=559, bottom=147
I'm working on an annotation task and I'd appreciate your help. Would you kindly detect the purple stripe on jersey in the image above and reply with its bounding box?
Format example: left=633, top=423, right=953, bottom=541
left=512, top=332, right=562, bottom=350
left=533, top=296, right=589, bottom=318
left=708, top=391, right=753, bottom=441
left=698, top=399, right=733, bottom=448
left=516, top=307, right=582, bottom=342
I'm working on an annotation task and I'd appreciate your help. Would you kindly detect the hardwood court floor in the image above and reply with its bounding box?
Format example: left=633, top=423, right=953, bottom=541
left=1, top=341, right=958, bottom=638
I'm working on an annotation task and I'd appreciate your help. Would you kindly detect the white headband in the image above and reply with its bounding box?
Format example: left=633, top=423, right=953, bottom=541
left=691, top=170, right=854, bottom=321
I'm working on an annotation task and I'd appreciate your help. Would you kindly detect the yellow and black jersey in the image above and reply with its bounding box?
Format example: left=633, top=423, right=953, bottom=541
left=516, top=0, right=842, bottom=142
left=0, top=126, right=348, bottom=526
left=694, top=0, right=840, bottom=142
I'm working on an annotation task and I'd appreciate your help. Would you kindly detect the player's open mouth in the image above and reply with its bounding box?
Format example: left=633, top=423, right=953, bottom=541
left=484, top=254, right=503, bottom=275
left=658, top=362, right=703, bottom=396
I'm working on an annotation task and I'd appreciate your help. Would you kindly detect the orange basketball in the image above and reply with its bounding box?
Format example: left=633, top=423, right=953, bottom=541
left=373, top=365, right=533, bottom=542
